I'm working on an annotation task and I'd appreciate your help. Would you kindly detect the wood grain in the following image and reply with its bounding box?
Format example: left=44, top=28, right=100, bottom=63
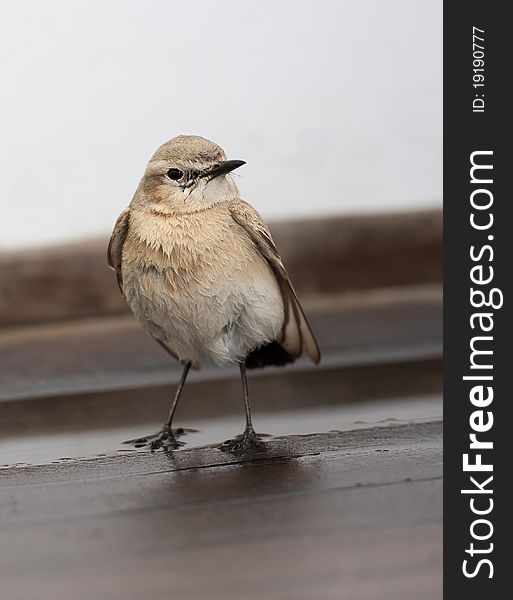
left=0, top=422, right=442, bottom=600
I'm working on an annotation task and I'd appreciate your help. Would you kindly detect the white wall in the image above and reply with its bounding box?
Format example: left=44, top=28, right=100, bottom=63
left=0, top=0, right=442, bottom=249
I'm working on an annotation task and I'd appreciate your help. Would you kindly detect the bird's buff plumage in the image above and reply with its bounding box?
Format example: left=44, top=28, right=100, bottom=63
left=108, top=135, right=320, bottom=452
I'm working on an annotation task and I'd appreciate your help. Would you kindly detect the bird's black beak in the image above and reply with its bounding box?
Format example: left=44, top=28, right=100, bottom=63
left=202, top=160, right=246, bottom=180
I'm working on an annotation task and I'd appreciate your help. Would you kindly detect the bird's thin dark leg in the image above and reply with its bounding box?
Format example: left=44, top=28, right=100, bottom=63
left=164, top=361, right=191, bottom=430
left=241, top=363, right=255, bottom=435
left=124, top=361, right=192, bottom=451
left=220, top=363, right=265, bottom=453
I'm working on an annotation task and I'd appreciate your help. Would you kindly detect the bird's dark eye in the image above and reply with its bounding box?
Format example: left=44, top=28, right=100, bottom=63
left=167, top=168, right=184, bottom=180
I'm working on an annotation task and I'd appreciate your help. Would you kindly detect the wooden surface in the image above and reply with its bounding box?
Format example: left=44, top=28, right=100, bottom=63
left=1, top=338, right=442, bottom=599
left=0, top=284, right=441, bottom=405
left=0, top=421, right=442, bottom=600
left=0, top=217, right=443, bottom=599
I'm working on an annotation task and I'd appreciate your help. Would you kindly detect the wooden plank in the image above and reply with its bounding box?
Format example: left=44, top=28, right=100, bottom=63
left=1, top=393, right=442, bottom=467
left=0, top=422, right=442, bottom=600
left=0, top=358, right=442, bottom=440
left=0, top=285, right=442, bottom=445
left=0, top=210, right=441, bottom=327
left=0, top=285, right=442, bottom=403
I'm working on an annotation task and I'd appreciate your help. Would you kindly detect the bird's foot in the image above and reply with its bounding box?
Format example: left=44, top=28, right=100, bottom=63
left=219, top=428, right=267, bottom=454
left=123, top=426, right=195, bottom=452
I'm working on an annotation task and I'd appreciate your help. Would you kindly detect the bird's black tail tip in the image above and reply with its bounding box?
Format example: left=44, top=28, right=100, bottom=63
left=245, top=341, right=293, bottom=369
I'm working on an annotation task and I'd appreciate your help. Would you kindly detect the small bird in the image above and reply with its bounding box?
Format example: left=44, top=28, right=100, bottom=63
left=108, top=135, right=320, bottom=452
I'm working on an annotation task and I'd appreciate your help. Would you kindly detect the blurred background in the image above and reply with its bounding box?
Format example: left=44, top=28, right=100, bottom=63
left=0, top=0, right=440, bottom=249
left=0, top=2, right=442, bottom=599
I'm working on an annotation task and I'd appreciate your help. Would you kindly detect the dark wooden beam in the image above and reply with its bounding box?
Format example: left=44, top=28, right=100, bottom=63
left=0, top=209, right=441, bottom=327
left=0, top=422, right=442, bottom=600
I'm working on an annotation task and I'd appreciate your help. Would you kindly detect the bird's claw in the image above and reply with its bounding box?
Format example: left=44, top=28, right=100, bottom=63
left=124, top=426, right=193, bottom=451
left=219, top=429, right=266, bottom=454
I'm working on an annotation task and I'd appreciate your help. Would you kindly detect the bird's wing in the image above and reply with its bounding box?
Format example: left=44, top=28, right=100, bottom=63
left=229, top=201, right=320, bottom=364
left=107, top=208, right=131, bottom=293
left=107, top=208, right=184, bottom=364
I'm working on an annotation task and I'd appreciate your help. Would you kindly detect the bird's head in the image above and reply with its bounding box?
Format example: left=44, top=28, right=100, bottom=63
left=134, top=135, right=245, bottom=213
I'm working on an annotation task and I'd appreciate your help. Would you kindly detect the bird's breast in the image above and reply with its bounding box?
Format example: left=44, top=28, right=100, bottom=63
left=119, top=205, right=284, bottom=364
left=124, top=205, right=256, bottom=278
left=120, top=203, right=281, bottom=314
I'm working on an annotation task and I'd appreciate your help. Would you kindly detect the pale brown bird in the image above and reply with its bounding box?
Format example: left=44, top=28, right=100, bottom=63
left=108, top=135, right=320, bottom=452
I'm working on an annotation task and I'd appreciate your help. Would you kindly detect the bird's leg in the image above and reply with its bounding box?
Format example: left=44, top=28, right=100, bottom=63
left=220, top=363, right=266, bottom=453
left=124, top=361, right=192, bottom=451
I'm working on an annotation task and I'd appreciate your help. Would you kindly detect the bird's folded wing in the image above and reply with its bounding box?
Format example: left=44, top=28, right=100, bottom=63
left=107, top=207, right=183, bottom=364
left=107, top=208, right=131, bottom=292
left=229, top=201, right=320, bottom=364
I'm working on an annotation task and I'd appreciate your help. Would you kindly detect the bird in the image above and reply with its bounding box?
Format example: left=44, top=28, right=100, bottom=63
left=108, top=135, right=320, bottom=452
